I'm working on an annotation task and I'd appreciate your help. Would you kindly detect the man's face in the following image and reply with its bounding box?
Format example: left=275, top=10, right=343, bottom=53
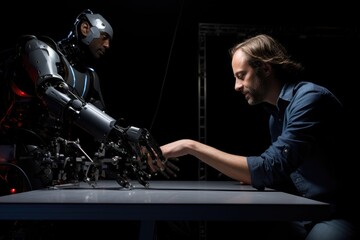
left=88, top=32, right=111, bottom=59
left=231, top=49, right=270, bottom=105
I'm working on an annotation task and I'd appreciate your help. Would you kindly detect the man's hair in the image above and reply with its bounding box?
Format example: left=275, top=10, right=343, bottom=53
left=230, top=34, right=303, bottom=80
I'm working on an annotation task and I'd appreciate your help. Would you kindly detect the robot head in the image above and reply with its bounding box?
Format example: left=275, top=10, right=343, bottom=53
left=73, top=9, right=113, bottom=45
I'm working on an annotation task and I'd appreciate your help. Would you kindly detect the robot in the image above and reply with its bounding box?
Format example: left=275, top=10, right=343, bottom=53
left=0, top=10, right=177, bottom=193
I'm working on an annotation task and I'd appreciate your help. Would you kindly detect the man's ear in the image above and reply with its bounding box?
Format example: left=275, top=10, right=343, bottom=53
left=262, top=62, right=272, bottom=77
left=79, top=22, right=91, bottom=36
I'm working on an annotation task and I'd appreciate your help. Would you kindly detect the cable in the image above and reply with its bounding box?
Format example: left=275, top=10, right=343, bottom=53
left=0, top=162, right=33, bottom=192
left=149, top=0, right=185, bottom=132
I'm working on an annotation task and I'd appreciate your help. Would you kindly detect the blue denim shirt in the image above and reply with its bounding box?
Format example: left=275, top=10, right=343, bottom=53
left=247, top=81, right=344, bottom=204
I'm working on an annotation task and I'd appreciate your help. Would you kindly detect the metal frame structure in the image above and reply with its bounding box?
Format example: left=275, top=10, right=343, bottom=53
left=197, top=23, right=263, bottom=180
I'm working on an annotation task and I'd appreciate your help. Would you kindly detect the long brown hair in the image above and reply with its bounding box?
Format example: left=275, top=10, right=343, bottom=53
left=230, top=34, right=304, bottom=81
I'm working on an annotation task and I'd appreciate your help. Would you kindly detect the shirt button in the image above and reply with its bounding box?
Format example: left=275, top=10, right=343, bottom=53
left=283, top=148, right=289, bottom=155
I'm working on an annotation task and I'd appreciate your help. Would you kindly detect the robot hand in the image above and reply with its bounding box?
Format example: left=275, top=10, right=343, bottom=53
left=125, top=126, right=179, bottom=176
left=105, top=125, right=179, bottom=188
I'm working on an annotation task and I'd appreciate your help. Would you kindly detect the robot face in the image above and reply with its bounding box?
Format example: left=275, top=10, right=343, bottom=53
left=76, top=10, right=113, bottom=45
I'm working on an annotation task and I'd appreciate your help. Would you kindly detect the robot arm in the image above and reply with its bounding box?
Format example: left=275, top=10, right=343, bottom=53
left=19, top=35, right=64, bottom=90
left=16, top=36, right=178, bottom=188
left=44, top=85, right=177, bottom=187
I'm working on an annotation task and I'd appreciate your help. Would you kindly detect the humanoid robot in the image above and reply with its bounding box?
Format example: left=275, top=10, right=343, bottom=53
left=0, top=9, right=175, bottom=194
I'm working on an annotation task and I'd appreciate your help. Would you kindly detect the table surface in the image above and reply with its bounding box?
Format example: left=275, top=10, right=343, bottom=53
left=0, top=180, right=330, bottom=221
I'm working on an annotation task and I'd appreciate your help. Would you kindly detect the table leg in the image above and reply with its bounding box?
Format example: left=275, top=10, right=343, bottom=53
left=139, top=220, right=155, bottom=240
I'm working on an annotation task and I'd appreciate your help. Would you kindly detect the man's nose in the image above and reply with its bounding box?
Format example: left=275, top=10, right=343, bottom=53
left=234, top=80, right=242, bottom=91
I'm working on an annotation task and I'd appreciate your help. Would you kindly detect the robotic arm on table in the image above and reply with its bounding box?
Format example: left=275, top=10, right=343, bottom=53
left=9, top=35, right=178, bottom=189
left=43, top=85, right=176, bottom=188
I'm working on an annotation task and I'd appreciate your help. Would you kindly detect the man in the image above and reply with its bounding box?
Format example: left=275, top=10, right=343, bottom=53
left=160, top=34, right=357, bottom=239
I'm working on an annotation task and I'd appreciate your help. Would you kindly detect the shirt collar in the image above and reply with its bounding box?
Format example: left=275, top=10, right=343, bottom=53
left=264, top=82, right=298, bottom=115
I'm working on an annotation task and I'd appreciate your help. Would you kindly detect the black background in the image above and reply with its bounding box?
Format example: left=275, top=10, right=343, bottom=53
left=2, top=0, right=359, bottom=180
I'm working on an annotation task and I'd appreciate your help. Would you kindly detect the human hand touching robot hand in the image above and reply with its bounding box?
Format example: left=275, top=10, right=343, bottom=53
left=119, top=126, right=180, bottom=186
left=144, top=147, right=180, bottom=179
left=127, top=127, right=180, bottom=179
